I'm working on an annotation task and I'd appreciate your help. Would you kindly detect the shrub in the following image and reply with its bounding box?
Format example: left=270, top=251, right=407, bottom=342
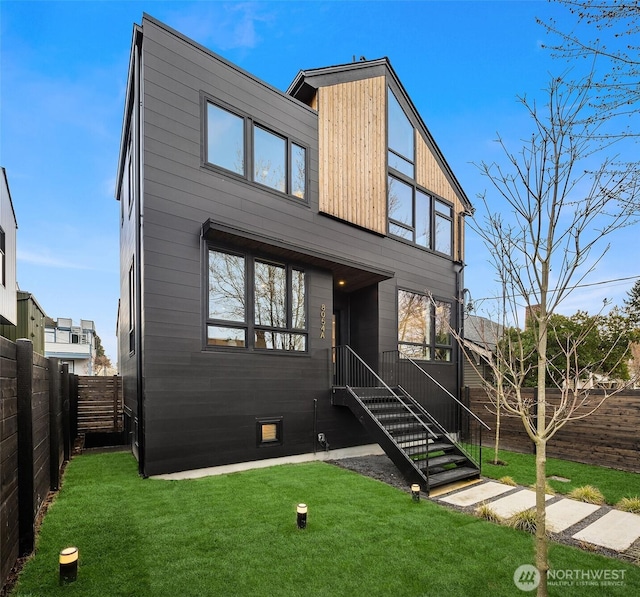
left=510, top=509, right=537, bottom=534
left=616, top=496, right=640, bottom=513
left=568, top=485, right=605, bottom=505
left=475, top=502, right=502, bottom=524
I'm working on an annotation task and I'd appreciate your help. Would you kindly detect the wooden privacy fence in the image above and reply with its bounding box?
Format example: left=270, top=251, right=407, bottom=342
left=0, top=338, right=123, bottom=593
left=0, top=337, right=76, bottom=590
left=467, top=386, right=640, bottom=473
left=77, top=376, right=123, bottom=434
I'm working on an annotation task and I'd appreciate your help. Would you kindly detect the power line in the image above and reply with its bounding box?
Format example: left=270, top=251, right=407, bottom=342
left=471, top=274, right=640, bottom=305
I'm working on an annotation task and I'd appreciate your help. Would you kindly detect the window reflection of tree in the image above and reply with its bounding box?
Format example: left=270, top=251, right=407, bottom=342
left=398, top=290, right=430, bottom=358
left=255, top=261, right=287, bottom=328
left=208, top=251, right=245, bottom=322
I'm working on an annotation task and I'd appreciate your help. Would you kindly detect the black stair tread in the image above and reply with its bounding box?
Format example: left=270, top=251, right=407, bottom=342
left=416, top=454, right=469, bottom=470
left=428, top=466, right=480, bottom=488
left=427, top=454, right=469, bottom=467
left=426, top=442, right=455, bottom=453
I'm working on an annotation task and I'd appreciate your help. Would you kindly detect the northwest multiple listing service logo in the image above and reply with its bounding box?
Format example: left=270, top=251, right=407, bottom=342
left=514, top=565, right=627, bottom=591
left=514, top=565, right=540, bottom=591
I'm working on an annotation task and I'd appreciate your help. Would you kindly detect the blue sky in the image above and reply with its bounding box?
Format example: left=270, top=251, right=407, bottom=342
left=1, top=1, right=637, bottom=364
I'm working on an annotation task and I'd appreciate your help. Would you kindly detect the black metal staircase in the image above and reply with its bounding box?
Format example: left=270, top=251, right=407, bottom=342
left=332, top=346, right=489, bottom=494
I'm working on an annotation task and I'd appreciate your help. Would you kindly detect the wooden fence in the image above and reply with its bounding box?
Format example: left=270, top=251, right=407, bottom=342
left=77, top=376, right=123, bottom=434
left=468, top=386, right=640, bottom=473
left=0, top=337, right=74, bottom=589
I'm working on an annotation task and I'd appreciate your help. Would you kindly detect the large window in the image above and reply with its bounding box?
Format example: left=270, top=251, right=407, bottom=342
left=397, top=290, right=452, bottom=362
left=387, top=87, right=453, bottom=256
left=207, top=248, right=307, bottom=352
left=206, top=100, right=306, bottom=200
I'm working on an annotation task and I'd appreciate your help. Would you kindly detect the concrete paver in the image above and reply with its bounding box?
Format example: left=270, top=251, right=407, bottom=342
left=572, top=509, right=640, bottom=551
left=488, top=489, right=553, bottom=519
left=436, top=479, right=640, bottom=554
left=545, top=499, right=601, bottom=533
left=439, top=481, right=514, bottom=507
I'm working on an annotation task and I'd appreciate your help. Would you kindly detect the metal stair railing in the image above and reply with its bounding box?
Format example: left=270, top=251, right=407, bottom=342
left=333, top=345, right=434, bottom=486
left=381, top=351, right=490, bottom=469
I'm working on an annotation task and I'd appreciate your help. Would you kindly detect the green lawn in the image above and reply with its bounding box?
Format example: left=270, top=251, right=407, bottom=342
left=482, top=447, right=640, bottom=504
left=11, top=452, right=640, bottom=597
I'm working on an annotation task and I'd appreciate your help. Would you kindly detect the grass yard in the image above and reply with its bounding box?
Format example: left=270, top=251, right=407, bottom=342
left=482, top=447, right=640, bottom=505
left=11, top=452, right=640, bottom=597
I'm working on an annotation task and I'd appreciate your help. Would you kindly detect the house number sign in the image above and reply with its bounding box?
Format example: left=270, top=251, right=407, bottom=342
left=320, top=304, right=326, bottom=339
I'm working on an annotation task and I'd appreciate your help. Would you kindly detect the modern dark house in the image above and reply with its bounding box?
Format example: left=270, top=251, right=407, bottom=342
left=116, top=14, right=485, bottom=491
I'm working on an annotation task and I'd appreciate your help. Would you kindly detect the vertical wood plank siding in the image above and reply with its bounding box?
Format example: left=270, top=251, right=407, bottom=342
left=318, top=77, right=386, bottom=234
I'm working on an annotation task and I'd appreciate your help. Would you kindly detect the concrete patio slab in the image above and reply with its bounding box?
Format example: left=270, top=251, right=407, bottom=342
left=545, top=499, right=601, bottom=533
left=439, top=481, right=514, bottom=507
left=488, top=489, right=553, bottom=519
left=573, top=509, right=640, bottom=552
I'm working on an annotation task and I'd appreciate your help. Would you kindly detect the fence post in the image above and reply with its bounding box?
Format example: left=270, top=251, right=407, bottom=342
left=70, top=375, right=78, bottom=444
left=61, top=364, right=70, bottom=461
left=16, top=339, right=35, bottom=557
left=48, top=357, right=61, bottom=491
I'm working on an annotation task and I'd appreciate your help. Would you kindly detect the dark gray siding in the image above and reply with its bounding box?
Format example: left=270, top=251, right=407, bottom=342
left=135, top=16, right=460, bottom=476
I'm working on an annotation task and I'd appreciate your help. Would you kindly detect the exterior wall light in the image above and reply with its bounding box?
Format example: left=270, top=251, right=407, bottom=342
left=59, top=546, right=79, bottom=585
left=411, top=484, right=421, bottom=502
left=297, top=503, right=307, bottom=529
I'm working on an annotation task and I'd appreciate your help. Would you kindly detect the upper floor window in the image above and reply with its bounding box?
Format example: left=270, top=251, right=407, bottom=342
left=207, top=248, right=307, bottom=352
left=387, top=89, right=414, bottom=178
left=388, top=175, right=452, bottom=256
left=207, top=103, right=245, bottom=175
left=397, top=289, right=452, bottom=362
left=205, top=100, right=306, bottom=200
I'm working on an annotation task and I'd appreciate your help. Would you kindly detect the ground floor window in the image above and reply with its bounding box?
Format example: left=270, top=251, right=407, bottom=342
left=207, top=247, right=307, bottom=352
left=397, top=289, right=452, bottom=361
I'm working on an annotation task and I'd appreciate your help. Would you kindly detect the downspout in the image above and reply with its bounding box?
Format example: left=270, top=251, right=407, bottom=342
left=133, top=29, right=146, bottom=477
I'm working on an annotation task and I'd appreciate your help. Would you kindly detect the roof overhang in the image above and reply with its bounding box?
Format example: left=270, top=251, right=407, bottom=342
left=202, top=220, right=394, bottom=292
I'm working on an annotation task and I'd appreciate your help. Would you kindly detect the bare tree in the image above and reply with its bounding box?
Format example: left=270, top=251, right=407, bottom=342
left=539, top=0, right=640, bottom=131
left=471, top=72, right=638, bottom=596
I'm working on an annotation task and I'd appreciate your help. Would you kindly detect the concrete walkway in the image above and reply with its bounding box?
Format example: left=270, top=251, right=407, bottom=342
left=434, top=479, right=640, bottom=556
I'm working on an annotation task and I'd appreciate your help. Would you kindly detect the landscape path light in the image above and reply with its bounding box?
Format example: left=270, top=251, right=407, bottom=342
left=411, top=484, right=421, bottom=502
left=297, top=503, right=307, bottom=529
left=59, top=546, right=79, bottom=585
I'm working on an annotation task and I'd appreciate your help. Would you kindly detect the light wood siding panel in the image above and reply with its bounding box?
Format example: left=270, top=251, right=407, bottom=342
left=318, top=77, right=386, bottom=234
left=415, top=133, right=465, bottom=260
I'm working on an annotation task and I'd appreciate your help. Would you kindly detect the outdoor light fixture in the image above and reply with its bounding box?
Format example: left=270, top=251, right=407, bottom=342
left=59, top=546, right=79, bottom=585
left=338, top=280, right=345, bottom=286
left=411, top=484, right=421, bottom=502
left=297, top=503, right=307, bottom=529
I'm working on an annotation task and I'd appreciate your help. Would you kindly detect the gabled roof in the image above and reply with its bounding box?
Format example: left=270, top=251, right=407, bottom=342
left=464, top=314, right=504, bottom=357
left=288, top=58, right=472, bottom=213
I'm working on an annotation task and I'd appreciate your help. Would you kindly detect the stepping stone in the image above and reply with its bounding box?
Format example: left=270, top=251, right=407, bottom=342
left=545, top=499, right=601, bottom=533
left=488, top=489, right=553, bottom=519
left=573, top=510, right=640, bottom=552
left=439, top=481, right=514, bottom=507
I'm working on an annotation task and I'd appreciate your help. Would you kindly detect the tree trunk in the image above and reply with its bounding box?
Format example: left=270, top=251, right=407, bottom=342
left=493, top=393, right=501, bottom=464
left=535, top=437, right=549, bottom=596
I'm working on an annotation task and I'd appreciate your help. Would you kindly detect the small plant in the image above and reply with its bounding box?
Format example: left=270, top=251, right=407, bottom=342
left=498, top=476, right=517, bottom=486
left=530, top=482, right=555, bottom=495
left=568, top=485, right=605, bottom=505
left=616, top=496, right=640, bottom=513
left=510, top=509, right=537, bottom=534
left=475, top=502, right=502, bottom=524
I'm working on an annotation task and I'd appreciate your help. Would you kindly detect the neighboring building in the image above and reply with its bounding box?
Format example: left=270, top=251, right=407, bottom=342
left=0, top=167, right=17, bottom=328
left=462, top=314, right=503, bottom=388
left=116, top=15, right=475, bottom=482
left=0, top=291, right=47, bottom=354
left=45, top=317, right=97, bottom=375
